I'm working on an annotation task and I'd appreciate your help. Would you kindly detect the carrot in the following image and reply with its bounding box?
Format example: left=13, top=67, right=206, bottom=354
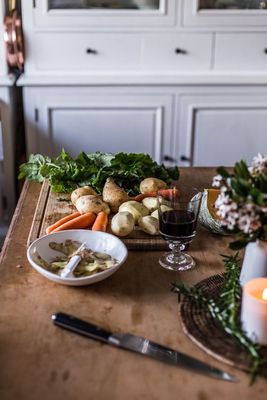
left=92, top=211, right=109, bottom=232
left=51, top=212, right=96, bottom=233
left=133, top=191, right=157, bottom=202
left=46, top=211, right=81, bottom=234
left=158, top=188, right=180, bottom=198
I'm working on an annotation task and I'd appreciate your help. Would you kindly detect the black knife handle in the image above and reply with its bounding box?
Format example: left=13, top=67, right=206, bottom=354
left=52, top=312, right=111, bottom=343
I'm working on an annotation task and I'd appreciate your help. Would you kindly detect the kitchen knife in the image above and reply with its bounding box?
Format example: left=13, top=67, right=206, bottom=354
left=51, top=312, right=238, bottom=383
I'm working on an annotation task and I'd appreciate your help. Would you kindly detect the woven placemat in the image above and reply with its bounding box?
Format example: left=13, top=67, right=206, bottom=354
left=180, top=274, right=267, bottom=375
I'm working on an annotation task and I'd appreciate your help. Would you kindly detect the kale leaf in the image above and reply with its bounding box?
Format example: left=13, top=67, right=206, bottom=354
left=18, top=150, right=179, bottom=195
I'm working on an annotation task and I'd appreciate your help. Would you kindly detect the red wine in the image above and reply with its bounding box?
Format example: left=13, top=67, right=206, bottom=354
left=159, top=210, right=197, bottom=240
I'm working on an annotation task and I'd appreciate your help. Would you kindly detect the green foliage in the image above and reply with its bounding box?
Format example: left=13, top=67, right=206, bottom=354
left=216, top=157, right=267, bottom=248
left=18, top=150, right=179, bottom=195
left=171, top=253, right=266, bottom=384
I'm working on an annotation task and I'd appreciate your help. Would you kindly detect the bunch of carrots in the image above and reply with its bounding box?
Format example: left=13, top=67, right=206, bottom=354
left=46, top=211, right=108, bottom=234
left=46, top=188, right=175, bottom=234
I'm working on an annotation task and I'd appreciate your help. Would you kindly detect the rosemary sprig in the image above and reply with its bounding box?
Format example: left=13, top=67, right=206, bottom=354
left=171, top=253, right=266, bottom=383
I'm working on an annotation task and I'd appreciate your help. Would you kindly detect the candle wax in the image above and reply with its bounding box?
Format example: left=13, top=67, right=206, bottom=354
left=251, top=289, right=267, bottom=301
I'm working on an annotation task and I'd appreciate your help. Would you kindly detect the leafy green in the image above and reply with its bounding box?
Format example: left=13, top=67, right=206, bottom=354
left=19, top=150, right=179, bottom=195
left=171, top=253, right=266, bottom=384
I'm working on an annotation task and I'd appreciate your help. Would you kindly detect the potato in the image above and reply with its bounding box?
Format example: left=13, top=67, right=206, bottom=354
left=142, top=197, right=158, bottom=212
left=138, top=216, right=159, bottom=236
left=71, top=186, right=97, bottom=206
left=76, top=195, right=110, bottom=215
left=119, top=200, right=149, bottom=223
left=102, top=177, right=129, bottom=213
left=111, top=211, right=135, bottom=237
left=151, top=205, right=173, bottom=219
left=140, top=177, right=167, bottom=194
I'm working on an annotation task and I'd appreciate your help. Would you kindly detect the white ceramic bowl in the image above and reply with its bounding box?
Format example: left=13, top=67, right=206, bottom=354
left=27, top=229, right=128, bottom=286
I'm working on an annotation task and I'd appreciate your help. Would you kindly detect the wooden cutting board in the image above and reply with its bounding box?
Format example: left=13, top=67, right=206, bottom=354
left=27, top=180, right=167, bottom=250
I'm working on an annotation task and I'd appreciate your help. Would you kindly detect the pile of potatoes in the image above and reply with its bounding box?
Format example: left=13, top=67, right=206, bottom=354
left=70, top=177, right=168, bottom=237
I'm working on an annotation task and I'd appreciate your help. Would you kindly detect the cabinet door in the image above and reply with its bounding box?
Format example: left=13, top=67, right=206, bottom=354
left=183, top=0, right=267, bottom=29
left=177, top=91, right=267, bottom=166
left=23, top=87, right=173, bottom=164
left=26, top=0, right=176, bottom=29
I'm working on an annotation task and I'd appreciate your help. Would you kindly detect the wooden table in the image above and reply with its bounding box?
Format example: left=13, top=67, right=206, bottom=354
left=0, top=168, right=266, bottom=400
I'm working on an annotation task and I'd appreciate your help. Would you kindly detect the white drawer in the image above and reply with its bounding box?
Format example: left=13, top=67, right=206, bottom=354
left=28, top=33, right=142, bottom=72
left=142, top=33, right=212, bottom=70
left=215, top=33, right=267, bottom=70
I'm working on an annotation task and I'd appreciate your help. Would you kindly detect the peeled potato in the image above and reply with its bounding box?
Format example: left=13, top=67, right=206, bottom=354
left=140, top=177, right=167, bottom=194
left=142, top=197, right=158, bottom=212
left=138, top=216, right=159, bottom=235
left=111, top=211, right=135, bottom=237
left=119, top=200, right=149, bottom=223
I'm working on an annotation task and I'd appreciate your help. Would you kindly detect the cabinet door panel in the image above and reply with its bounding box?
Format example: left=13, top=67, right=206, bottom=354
left=193, top=109, right=267, bottom=166
left=51, top=108, right=160, bottom=156
left=183, top=0, right=267, bottom=28
left=177, top=93, right=267, bottom=167
left=28, top=0, right=176, bottom=29
left=24, top=88, right=173, bottom=164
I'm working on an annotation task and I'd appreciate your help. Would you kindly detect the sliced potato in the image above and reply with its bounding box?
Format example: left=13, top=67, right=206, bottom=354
left=138, top=216, right=159, bottom=236
left=76, top=195, right=110, bottom=215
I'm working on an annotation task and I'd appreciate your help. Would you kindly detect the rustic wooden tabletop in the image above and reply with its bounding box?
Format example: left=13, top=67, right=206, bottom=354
left=0, top=168, right=266, bottom=400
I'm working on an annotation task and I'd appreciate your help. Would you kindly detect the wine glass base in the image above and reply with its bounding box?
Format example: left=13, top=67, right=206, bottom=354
left=159, top=252, right=195, bottom=272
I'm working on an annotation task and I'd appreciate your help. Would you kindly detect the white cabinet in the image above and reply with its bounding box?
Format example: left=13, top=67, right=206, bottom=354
left=176, top=88, right=267, bottom=166
left=19, top=0, right=267, bottom=168
left=24, top=86, right=173, bottom=163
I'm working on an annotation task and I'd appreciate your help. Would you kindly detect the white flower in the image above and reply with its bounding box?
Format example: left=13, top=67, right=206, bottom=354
left=212, top=174, right=223, bottom=188
left=249, top=153, right=267, bottom=176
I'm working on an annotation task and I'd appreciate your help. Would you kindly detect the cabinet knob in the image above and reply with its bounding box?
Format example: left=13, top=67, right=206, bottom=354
left=264, top=48, right=267, bottom=54
left=175, top=48, right=187, bottom=55
left=86, top=48, right=98, bottom=54
left=163, top=155, right=177, bottom=163
left=180, top=155, right=191, bottom=162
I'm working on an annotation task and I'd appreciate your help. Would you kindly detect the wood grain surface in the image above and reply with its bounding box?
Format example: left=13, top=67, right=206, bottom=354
left=0, top=168, right=266, bottom=400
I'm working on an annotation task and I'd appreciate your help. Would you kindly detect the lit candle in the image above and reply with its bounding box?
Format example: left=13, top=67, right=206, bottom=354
left=241, top=278, right=267, bottom=345
left=262, top=288, right=267, bottom=300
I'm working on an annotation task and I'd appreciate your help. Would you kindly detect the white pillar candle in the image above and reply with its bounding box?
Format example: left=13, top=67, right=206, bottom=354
left=241, top=278, right=267, bottom=345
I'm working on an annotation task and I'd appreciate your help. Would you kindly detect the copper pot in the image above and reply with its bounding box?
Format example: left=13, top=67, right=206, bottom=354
left=3, top=9, right=24, bottom=71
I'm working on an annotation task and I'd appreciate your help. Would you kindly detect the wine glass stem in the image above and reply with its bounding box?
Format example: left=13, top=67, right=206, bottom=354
left=168, top=241, right=185, bottom=263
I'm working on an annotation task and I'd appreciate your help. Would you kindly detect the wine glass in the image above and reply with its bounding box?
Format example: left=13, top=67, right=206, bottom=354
left=158, top=186, right=202, bottom=271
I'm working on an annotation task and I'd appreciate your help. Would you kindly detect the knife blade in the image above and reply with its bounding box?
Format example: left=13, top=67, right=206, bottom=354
left=51, top=312, right=238, bottom=383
